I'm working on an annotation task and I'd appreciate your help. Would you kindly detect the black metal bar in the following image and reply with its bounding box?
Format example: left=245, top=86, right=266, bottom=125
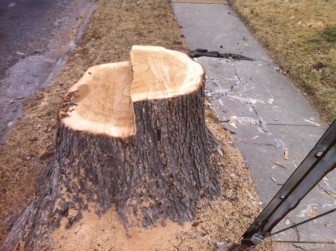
left=241, top=120, right=336, bottom=247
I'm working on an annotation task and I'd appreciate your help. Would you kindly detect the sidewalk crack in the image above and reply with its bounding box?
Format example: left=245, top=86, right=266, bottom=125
left=292, top=244, right=308, bottom=251
left=317, top=184, right=336, bottom=200
left=231, top=61, right=268, bottom=133
left=292, top=220, right=301, bottom=242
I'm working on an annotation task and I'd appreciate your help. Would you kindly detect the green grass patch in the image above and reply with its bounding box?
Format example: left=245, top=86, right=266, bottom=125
left=322, top=27, right=336, bottom=44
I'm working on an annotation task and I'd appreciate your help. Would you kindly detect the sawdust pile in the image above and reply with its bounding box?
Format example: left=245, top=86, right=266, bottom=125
left=51, top=109, right=273, bottom=251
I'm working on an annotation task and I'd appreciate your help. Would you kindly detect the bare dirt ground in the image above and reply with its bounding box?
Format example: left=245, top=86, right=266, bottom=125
left=228, top=0, right=336, bottom=123
left=0, top=0, right=273, bottom=249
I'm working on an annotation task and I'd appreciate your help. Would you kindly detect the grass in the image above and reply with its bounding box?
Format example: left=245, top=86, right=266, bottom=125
left=228, top=0, right=336, bottom=123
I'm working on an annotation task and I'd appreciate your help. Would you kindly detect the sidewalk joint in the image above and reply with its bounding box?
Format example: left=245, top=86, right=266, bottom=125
left=266, top=123, right=323, bottom=128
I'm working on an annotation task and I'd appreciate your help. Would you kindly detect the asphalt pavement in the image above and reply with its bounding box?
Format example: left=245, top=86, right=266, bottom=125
left=172, top=2, right=336, bottom=250
left=0, top=0, right=96, bottom=144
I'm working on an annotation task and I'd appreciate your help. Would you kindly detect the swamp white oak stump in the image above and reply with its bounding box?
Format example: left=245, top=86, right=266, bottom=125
left=3, top=46, right=219, bottom=250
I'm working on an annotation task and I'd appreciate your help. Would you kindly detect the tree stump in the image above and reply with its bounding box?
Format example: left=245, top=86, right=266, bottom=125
left=3, top=46, right=219, bottom=250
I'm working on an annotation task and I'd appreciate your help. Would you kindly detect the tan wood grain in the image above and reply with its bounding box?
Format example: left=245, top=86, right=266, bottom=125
left=62, top=46, right=204, bottom=138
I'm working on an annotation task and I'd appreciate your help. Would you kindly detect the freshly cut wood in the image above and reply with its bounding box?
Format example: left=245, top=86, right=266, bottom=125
left=3, top=46, right=219, bottom=250
left=61, top=61, right=135, bottom=138
left=130, top=45, right=204, bottom=101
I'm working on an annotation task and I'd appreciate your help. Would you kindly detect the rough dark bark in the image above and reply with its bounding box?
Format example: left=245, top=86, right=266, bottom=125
left=2, top=47, right=220, bottom=250
left=3, top=87, right=219, bottom=251
left=56, top=86, right=219, bottom=228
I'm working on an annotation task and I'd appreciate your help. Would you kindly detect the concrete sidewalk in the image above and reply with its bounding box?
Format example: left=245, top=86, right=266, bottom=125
left=172, top=2, right=336, bottom=250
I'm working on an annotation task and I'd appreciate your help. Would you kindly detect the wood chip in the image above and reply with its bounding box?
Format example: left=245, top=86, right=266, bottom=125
left=275, top=161, right=287, bottom=169
left=284, top=149, right=289, bottom=160
left=217, top=147, right=224, bottom=156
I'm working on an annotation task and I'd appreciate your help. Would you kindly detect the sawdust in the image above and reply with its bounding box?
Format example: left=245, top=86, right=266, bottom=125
left=51, top=108, right=273, bottom=251
left=0, top=0, right=273, bottom=250
left=53, top=207, right=190, bottom=251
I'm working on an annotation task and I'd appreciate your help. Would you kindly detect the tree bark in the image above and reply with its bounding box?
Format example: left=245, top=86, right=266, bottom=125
left=3, top=46, right=219, bottom=250
left=56, top=85, right=218, bottom=228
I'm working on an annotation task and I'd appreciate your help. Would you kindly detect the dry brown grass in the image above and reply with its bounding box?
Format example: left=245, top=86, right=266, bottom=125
left=229, top=0, right=336, bottom=123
